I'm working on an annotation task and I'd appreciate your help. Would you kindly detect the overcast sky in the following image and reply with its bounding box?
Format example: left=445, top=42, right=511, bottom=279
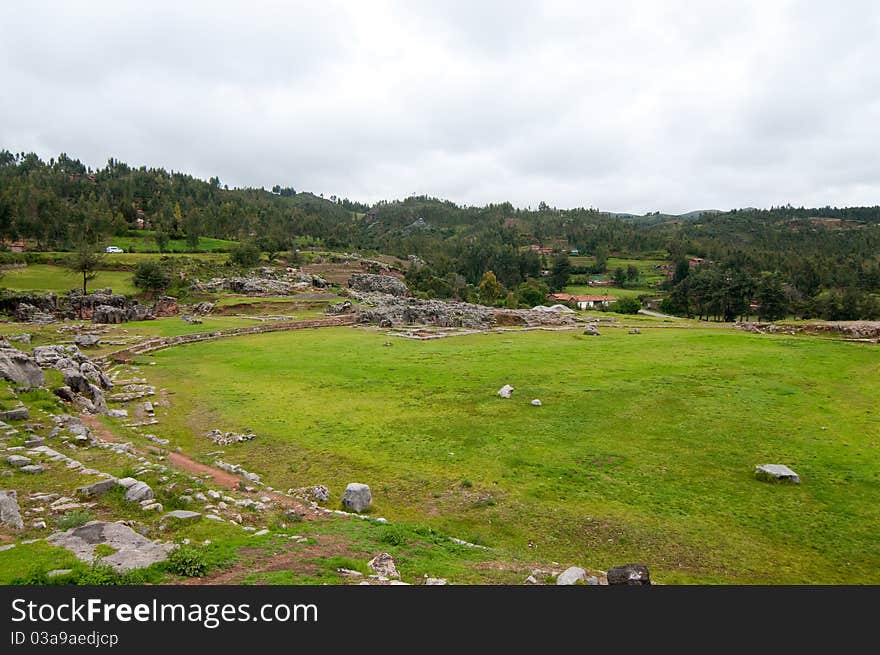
left=2, top=1, right=879, bottom=214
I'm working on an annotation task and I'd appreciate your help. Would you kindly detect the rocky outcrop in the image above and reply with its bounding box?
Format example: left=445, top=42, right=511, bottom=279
left=152, top=296, right=179, bottom=317
left=352, top=294, right=577, bottom=330
left=348, top=273, right=408, bottom=297
left=326, top=301, right=353, bottom=315
left=735, top=321, right=880, bottom=340
left=47, top=521, right=173, bottom=572
left=0, top=343, right=44, bottom=388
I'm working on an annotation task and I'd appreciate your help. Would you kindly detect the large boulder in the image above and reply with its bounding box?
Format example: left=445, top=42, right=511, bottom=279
left=0, top=490, right=24, bottom=530
left=124, top=481, right=154, bottom=503
left=0, top=345, right=44, bottom=388
left=607, top=564, right=651, bottom=586
left=73, top=334, right=101, bottom=348
left=342, top=483, right=372, bottom=513
left=348, top=273, right=408, bottom=297
left=47, top=521, right=174, bottom=572
left=80, top=361, right=113, bottom=390
left=556, top=566, right=587, bottom=585
left=755, top=464, right=800, bottom=484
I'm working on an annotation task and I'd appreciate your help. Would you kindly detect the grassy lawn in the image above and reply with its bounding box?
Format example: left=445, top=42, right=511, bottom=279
left=1, top=264, right=138, bottom=295
left=106, top=231, right=237, bottom=253
left=137, top=327, right=880, bottom=583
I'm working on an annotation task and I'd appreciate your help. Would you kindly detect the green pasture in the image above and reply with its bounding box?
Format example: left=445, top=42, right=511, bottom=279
left=138, top=326, right=880, bottom=583
left=1, top=264, right=138, bottom=295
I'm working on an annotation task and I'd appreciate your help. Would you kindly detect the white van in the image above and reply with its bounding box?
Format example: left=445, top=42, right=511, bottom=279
left=105, top=246, right=124, bottom=253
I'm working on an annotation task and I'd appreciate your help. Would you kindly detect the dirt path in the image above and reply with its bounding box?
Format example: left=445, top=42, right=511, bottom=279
left=79, top=414, right=320, bottom=516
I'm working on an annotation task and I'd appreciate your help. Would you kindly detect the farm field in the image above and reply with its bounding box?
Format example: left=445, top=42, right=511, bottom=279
left=1, top=264, right=138, bottom=296
left=135, top=326, right=880, bottom=584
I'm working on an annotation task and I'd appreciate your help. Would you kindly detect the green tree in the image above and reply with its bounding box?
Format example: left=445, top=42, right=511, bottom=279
left=155, top=227, right=170, bottom=253
left=68, top=235, right=105, bottom=294
left=755, top=273, right=788, bottom=321
left=612, top=267, right=627, bottom=286
left=517, top=278, right=549, bottom=307
left=611, top=296, right=641, bottom=314
left=478, top=271, right=504, bottom=305
left=133, top=261, right=170, bottom=295
left=626, top=264, right=640, bottom=285
left=549, top=254, right=571, bottom=292
left=229, top=241, right=261, bottom=268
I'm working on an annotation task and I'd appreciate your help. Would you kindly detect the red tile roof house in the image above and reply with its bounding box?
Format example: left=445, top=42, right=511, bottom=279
left=547, top=293, right=617, bottom=309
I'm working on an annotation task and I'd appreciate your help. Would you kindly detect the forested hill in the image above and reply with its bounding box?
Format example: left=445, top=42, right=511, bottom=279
left=1, top=150, right=878, bottom=318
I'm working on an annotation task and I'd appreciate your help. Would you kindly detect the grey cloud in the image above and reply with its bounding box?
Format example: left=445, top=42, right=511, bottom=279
left=2, top=1, right=879, bottom=214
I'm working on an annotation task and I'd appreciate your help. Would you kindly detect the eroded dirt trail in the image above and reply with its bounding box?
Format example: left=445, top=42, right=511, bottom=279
left=78, top=414, right=320, bottom=517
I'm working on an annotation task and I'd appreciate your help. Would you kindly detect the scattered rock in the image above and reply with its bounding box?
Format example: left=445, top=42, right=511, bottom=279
left=0, top=490, right=24, bottom=529
left=77, top=478, right=118, bottom=498
left=628, top=328, right=641, bottom=335
left=367, top=552, right=400, bottom=579
left=498, top=384, right=514, bottom=399
left=342, top=483, right=371, bottom=513
left=107, top=409, right=128, bottom=418
left=124, top=481, right=154, bottom=503
left=23, top=437, right=44, bottom=448
left=0, top=407, right=30, bottom=422
left=47, top=521, right=174, bottom=571
left=20, top=465, right=44, bottom=474
left=531, top=399, right=542, bottom=406
left=46, top=568, right=73, bottom=578
left=424, top=577, right=447, bottom=585
left=181, top=314, right=202, bottom=324
left=312, top=484, right=330, bottom=502
left=32, top=519, right=47, bottom=529
left=556, top=566, right=587, bottom=585
left=583, top=325, right=601, bottom=336
left=205, top=429, right=255, bottom=446
left=160, top=510, right=202, bottom=525
left=755, top=464, right=801, bottom=484
left=8, top=333, right=31, bottom=344
left=607, top=563, right=651, bottom=586
left=6, top=454, right=31, bottom=467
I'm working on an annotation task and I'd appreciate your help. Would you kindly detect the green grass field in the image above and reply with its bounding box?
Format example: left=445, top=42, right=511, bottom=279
left=138, top=327, right=880, bottom=584
left=107, top=231, right=237, bottom=253
left=1, top=264, right=138, bottom=295
left=569, top=256, right=667, bottom=284
left=563, top=285, right=645, bottom=299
